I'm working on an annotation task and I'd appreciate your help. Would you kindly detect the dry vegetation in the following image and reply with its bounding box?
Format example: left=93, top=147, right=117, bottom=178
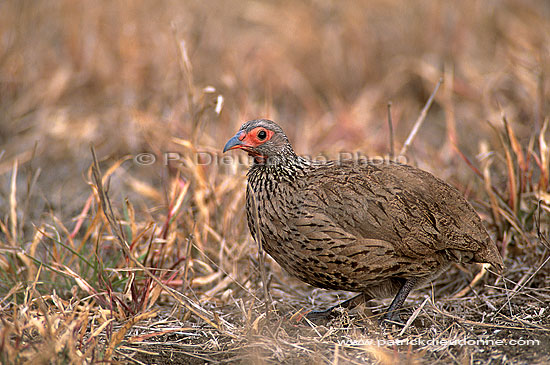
left=1, top=0, right=550, bottom=363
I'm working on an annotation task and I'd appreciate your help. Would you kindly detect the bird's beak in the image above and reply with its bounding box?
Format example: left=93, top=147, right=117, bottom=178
left=223, top=131, right=245, bottom=152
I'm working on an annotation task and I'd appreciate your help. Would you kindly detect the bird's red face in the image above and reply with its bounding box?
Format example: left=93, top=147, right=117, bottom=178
left=223, top=119, right=290, bottom=165
left=223, top=126, right=275, bottom=159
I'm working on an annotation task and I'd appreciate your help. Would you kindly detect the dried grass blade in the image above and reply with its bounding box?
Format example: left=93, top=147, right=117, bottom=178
left=501, top=116, right=519, bottom=213
left=539, top=117, right=549, bottom=191
left=399, top=78, right=443, bottom=157
left=90, top=146, right=233, bottom=335
left=103, top=310, right=158, bottom=360
left=9, top=160, right=18, bottom=245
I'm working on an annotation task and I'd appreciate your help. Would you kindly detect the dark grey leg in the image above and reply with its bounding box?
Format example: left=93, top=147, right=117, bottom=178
left=383, top=277, right=420, bottom=323
left=306, top=293, right=369, bottom=322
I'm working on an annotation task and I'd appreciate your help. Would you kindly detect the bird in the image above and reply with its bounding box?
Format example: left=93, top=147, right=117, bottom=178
left=223, top=119, right=503, bottom=323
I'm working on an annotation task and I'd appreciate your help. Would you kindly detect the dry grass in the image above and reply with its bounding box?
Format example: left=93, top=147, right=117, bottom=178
left=1, top=0, right=549, bottom=363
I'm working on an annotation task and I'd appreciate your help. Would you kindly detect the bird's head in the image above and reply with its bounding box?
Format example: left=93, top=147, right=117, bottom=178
left=223, top=119, right=293, bottom=164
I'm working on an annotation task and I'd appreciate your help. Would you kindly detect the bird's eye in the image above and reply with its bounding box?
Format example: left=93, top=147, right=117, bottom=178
left=257, top=130, right=267, bottom=140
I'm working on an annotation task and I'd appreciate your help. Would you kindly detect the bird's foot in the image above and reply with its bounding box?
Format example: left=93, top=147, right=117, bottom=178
left=379, top=309, right=405, bottom=327
left=301, top=293, right=367, bottom=324
left=304, top=308, right=339, bottom=324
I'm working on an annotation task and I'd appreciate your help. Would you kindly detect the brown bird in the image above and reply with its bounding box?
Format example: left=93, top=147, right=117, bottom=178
left=223, top=119, right=503, bottom=323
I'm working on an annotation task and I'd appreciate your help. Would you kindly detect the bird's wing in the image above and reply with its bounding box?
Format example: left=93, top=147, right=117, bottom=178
left=295, top=162, right=492, bottom=259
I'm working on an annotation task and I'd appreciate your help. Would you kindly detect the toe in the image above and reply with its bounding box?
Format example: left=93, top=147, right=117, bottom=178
left=305, top=309, right=337, bottom=323
left=380, top=309, right=404, bottom=325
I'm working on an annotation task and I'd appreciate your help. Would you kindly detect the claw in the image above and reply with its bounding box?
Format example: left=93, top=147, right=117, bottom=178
left=378, top=309, right=405, bottom=328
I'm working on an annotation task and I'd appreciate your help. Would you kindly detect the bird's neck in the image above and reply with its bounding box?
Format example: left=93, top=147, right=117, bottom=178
left=247, top=148, right=310, bottom=191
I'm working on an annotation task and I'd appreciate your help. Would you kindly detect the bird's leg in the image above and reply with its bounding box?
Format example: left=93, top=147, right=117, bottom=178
left=306, top=293, right=368, bottom=322
left=382, top=277, right=420, bottom=323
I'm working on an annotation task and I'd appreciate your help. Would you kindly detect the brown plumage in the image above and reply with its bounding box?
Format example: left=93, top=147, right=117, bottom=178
left=223, top=119, right=503, bottom=322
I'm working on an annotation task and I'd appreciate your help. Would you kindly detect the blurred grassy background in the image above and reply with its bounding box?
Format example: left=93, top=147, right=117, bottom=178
left=2, top=0, right=547, bottom=217
left=1, top=0, right=549, bottom=363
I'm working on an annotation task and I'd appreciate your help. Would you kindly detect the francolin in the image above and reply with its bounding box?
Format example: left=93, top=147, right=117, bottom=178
left=223, top=119, right=503, bottom=323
